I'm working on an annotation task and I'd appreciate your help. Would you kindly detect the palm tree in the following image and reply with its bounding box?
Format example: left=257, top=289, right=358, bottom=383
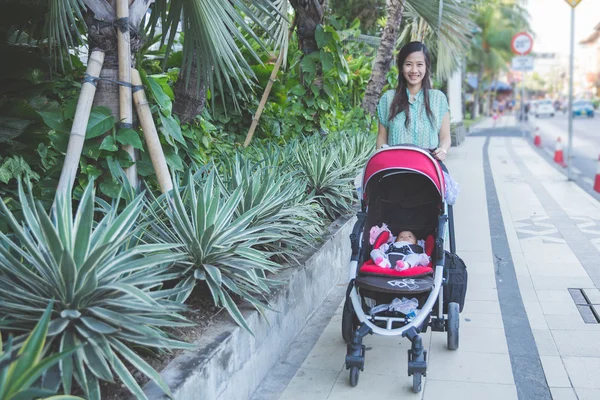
left=5, top=0, right=288, bottom=122
left=361, top=0, right=475, bottom=115
left=469, top=0, right=530, bottom=118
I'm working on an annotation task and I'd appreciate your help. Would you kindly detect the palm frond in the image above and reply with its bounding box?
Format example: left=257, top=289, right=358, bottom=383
left=403, top=0, right=476, bottom=80
left=154, top=0, right=284, bottom=110
left=46, top=0, right=86, bottom=65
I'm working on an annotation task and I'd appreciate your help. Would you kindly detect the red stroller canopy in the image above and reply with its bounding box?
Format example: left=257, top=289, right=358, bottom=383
left=362, top=146, right=445, bottom=202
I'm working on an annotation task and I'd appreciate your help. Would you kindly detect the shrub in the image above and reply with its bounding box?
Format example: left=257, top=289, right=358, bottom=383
left=0, top=182, right=193, bottom=400
left=0, top=302, right=83, bottom=400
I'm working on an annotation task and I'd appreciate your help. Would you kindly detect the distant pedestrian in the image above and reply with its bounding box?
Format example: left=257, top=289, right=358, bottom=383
left=376, top=41, right=450, bottom=162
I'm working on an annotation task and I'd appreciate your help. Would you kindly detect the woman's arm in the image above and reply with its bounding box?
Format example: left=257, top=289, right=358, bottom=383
left=432, top=112, right=451, bottom=161
left=376, top=123, right=388, bottom=149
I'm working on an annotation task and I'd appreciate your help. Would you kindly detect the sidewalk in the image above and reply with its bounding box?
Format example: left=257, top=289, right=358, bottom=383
left=253, top=117, right=600, bottom=400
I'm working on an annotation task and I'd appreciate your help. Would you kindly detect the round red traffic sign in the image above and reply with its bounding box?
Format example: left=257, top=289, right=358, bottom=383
left=511, top=32, right=534, bottom=55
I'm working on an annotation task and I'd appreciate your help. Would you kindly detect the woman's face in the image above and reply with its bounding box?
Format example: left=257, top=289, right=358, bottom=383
left=402, top=51, right=427, bottom=88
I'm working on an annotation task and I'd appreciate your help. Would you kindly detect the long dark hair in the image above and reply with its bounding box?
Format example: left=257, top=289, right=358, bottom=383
left=389, top=41, right=434, bottom=128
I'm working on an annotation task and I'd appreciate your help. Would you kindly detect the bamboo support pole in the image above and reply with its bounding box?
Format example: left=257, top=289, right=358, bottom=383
left=56, top=50, right=105, bottom=193
left=116, top=0, right=138, bottom=187
left=243, top=51, right=284, bottom=147
left=131, top=69, right=173, bottom=193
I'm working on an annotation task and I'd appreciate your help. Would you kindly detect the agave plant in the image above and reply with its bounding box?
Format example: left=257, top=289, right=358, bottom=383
left=1, top=302, right=82, bottom=400
left=146, top=170, right=284, bottom=332
left=294, top=136, right=356, bottom=220
left=332, top=131, right=376, bottom=177
left=0, top=182, right=194, bottom=400
left=219, top=153, right=324, bottom=263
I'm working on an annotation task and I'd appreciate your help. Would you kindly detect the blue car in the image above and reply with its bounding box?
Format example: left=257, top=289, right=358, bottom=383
left=573, top=101, right=595, bottom=118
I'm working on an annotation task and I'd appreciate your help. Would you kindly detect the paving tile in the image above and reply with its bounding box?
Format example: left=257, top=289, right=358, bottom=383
left=563, top=357, right=600, bottom=389
left=422, top=381, right=517, bottom=400
left=523, top=301, right=549, bottom=329
left=460, top=312, right=504, bottom=329
left=539, top=300, right=579, bottom=316
left=302, top=336, right=347, bottom=371
left=540, top=356, right=571, bottom=387
left=531, top=329, right=559, bottom=356
left=456, top=251, right=494, bottom=265
left=359, top=343, right=413, bottom=377
left=545, top=314, right=600, bottom=331
left=279, top=367, right=340, bottom=400
left=326, top=370, right=421, bottom=400
left=584, top=288, right=600, bottom=304
left=429, top=326, right=508, bottom=354
left=574, top=388, right=600, bottom=400
left=536, top=290, right=576, bottom=303
left=464, top=300, right=501, bottom=314
left=526, top=262, right=588, bottom=277
left=465, top=286, right=498, bottom=302
left=552, top=331, right=600, bottom=357
left=427, top=351, right=514, bottom=384
left=549, top=387, right=579, bottom=400
left=532, top=276, right=595, bottom=291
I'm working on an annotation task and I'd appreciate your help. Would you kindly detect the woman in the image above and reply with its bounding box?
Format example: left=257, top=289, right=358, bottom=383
left=376, top=41, right=451, bottom=162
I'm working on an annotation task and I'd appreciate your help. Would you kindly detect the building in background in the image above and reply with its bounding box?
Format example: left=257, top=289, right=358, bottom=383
left=580, top=23, right=600, bottom=98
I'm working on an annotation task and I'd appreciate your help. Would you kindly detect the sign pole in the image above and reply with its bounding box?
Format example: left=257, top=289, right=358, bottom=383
left=567, top=6, right=575, bottom=180
left=520, top=77, right=524, bottom=126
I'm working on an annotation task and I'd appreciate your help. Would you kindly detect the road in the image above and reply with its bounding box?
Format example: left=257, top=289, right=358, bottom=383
left=526, top=111, right=600, bottom=191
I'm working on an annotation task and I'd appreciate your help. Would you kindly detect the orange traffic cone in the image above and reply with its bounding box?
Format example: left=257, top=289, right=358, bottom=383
left=594, top=156, right=600, bottom=193
left=553, top=137, right=566, bottom=167
left=533, top=127, right=541, bottom=147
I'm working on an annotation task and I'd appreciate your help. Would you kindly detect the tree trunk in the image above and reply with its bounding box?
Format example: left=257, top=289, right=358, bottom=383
left=173, top=54, right=206, bottom=125
left=84, top=5, right=146, bottom=177
left=361, top=0, right=406, bottom=116
left=472, top=60, right=484, bottom=119
left=290, top=0, right=325, bottom=55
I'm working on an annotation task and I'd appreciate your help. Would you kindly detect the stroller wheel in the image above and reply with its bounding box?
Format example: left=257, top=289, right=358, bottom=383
left=341, top=298, right=357, bottom=343
left=412, top=372, right=423, bottom=393
left=349, top=366, right=360, bottom=387
left=447, top=302, right=460, bottom=350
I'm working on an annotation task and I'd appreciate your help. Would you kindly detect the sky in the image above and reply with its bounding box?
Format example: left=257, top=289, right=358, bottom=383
left=526, top=0, right=600, bottom=56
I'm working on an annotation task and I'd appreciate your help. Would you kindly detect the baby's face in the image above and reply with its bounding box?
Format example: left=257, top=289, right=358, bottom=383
left=397, top=231, right=416, bottom=244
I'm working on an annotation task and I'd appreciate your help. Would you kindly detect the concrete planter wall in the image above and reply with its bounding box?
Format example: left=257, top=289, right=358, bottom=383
left=143, top=215, right=355, bottom=400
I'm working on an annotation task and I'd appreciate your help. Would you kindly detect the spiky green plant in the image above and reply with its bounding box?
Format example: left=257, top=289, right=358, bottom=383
left=0, top=182, right=194, bottom=400
left=0, top=302, right=82, bottom=400
left=146, top=170, right=284, bottom=332
left=219, top=153, right=324, bottom=263
left=294, top=136, right=356, bottom=220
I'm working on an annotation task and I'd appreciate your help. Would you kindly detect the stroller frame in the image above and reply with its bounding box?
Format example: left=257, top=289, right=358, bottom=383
left=342, top=146, right=458, bottom=392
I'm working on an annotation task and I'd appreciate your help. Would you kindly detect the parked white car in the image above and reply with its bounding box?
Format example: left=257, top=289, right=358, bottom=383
left=535, top=100, right=555, bottom=118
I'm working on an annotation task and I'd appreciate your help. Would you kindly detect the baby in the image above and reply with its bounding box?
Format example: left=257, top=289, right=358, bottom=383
left=370, top=230, right=430, bottom=271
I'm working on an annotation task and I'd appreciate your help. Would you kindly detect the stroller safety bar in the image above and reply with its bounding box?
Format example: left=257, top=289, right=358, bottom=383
left=349, top=264, right=444, bottom=336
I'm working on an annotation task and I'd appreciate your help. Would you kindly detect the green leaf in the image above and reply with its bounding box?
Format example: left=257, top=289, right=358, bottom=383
left=86, top=107, right=115, bottom=139
left=5, top=302, right=52, bottom=394
left=116, top=128, right=143, bottom=150
left=290, top=85, right=306, bottom=96
left=145, top=75, right=172, bottom=114
left=99, top=136, right=118, bottom=152
left=38, top=111, right=68, bottom=133
left=301, top=57, right=317, bottom=76
left=320, top=51, right=334, bottom=72
left=315, top=24, right=326, bottom=49
left=159, top=114, right=186, bottom=146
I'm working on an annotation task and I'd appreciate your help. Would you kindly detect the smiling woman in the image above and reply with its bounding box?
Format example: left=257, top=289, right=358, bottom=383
left=376, top=41, right=451, bottom=162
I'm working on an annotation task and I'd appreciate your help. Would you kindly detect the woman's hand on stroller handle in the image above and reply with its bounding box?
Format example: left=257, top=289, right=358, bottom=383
left=429, top=147, right=447, bottom=161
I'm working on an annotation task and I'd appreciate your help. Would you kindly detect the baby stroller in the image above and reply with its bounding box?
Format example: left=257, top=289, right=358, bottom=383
left=342, top=145, right=467, bottom=392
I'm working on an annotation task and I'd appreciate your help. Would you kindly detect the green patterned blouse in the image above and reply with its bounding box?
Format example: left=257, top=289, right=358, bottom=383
left=377, top=89, right=449, bottom=148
